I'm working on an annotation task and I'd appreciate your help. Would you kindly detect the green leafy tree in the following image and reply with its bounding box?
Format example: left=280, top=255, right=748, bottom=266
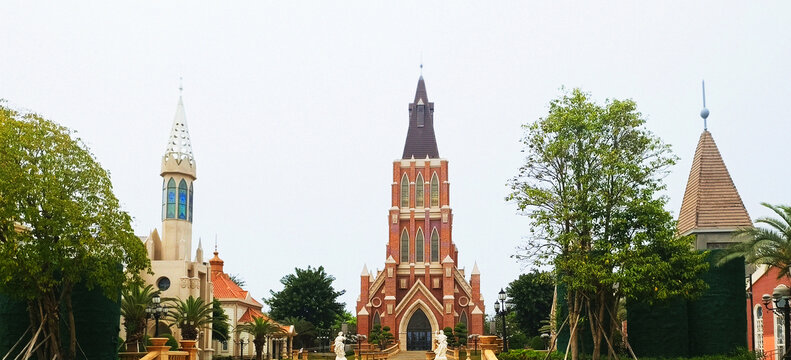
left=378, top=326, right=394, bottom=350
left=333, top=311, right=357, bottom=335
left=443, top=327, right=455, bottom=347
left=507, top=89, right=708, bottom=360
left=369, top=324, right=383, bottom=346
left=454, top=323, right=468, bottom=348
left=212, top=298, right=230, bottom=343
left=265, top=266, right=346, bottom=330
left=506, top=271, right=554, bottom=337
left=167, top=295, right=213, bottom=340
left=720, top=203, right=791, bottom=275
left=237, top=317, right=285, bottom=360
left=229, top=273, right=246, bottom=287
left=0, top=104, right=150, bottom=360
left=121, top=283, right=158, bottom=351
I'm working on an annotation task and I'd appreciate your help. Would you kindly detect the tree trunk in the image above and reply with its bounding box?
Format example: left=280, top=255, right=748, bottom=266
left=64, top=283, right=77, bottom=360
left=42, top=292, right=63, bottom=360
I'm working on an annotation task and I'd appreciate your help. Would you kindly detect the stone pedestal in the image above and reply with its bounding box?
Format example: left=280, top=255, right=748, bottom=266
left=179, top=340, right=198, bottom=360
left=148, top=338, right=171, bottom=359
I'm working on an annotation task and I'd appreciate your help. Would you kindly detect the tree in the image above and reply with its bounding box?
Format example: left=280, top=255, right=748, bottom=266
left=506, top=271, right=554, bottom=337
left=121, top=283, right=158, bottom=351
left=167, top=295, right=213, bottom=340
left=229, top=273, right=246, bottom=287
left=0, top=104, right=150, bottom=359
left=212, top=298, right=230, bottom=343
left=265, top=266, right=346, bottom=330
left=378, top=326, right=394, bottom=350
left=721, top=203, right=791, bottom=275
left=369, top=324, right=383, bottom=345
left=454, top=322, right=468, bottom=348
left=443, top=327, right=455, bottom=347
left=237, top=317, right=285, bottom=360
left=507, top=89, right=708, bottom=360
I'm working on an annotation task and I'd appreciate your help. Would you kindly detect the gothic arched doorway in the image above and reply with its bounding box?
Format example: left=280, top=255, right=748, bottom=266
left=406, top=309, right=432, bottom=350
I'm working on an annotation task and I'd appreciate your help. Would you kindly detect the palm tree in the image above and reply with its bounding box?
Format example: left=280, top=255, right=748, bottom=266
left=237, top=317, right=286, bottom=360
left=121, top=283, right=158, bottom=351
left=167, top=296, right=214, bottom=340
left=721, top=203, right=791, bottom=277
left=282, top=316, right=316, bottom=348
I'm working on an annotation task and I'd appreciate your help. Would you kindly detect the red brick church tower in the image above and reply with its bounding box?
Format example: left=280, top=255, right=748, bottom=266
left=357, top=75, right=484, bottom=351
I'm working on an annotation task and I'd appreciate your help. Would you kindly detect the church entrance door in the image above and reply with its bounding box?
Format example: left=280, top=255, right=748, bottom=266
left=406, top=309, right=432, bottom=351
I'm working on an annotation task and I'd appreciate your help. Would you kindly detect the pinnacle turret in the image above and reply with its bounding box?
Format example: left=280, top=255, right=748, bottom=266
left=164, top=95, right=195, bottom=165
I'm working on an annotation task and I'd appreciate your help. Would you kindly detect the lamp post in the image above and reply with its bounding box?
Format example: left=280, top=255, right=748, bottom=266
left=763, top=284, right=791, bottom=359
left=239, top=338, right=247, bottom=359
left=353, top=334, right=366, bottom=360
left=467, top=334, right=479, bottom=355
left=494, top=288, right=509, bottom=352
left=145, top=294, right=168, bottom=338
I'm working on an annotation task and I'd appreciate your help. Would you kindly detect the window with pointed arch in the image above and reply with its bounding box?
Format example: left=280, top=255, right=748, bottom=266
left=166, top=178, right=177, bottom=219
left=178, top=179, right=188, bottom=220
left=401, top=173, right=410, bottom=209
left=189, top=182, right=194, bottom=222
left=415, top=228, right=425, bottom=263
left=373, top=312, right=381, bottom=326
left=459, top=311, right=468, bottom=328
left=161, top=179, right=166, bottom=220
left=400, top=229, right=410, bottom=263
left=415, top=173, right=425, bottom=208
left=430, top=173, right=439, bottom=207
left=430, top=228, right=439, bottom=262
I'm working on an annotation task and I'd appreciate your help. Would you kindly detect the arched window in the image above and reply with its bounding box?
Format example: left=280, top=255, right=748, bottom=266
left=415, top=228, right=425, bottom=263
left=189, top=182, right=194, bottom=222
left=755, top=305, right=764, bottom=353
left=459, top=311, right=468, bottom=328
left=178, top=179, right=188, bottom=220
left=430, top=173, right=439, bottom=207
left=166, top=178, right=176, bottom=219
left=400, top=229, right=410, bottom=263
left=415, top=173, right=424, bottom=208
left=373, top=312, right=381, bottom=326
left=401, top=173, right=410, bottom=209
left=430, top=228, right=439, bottom=262
left=161, top=179, right=166, bottom=220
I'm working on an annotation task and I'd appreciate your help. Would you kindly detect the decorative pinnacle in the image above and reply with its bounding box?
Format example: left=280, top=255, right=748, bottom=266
left=179, top=77, right=183, bottom=95
left=214, top=234, right=218, bottom=253
left=700, top=80, right=709, bottom=130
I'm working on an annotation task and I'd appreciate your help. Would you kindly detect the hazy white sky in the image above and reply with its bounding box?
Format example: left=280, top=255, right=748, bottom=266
left=2, top=2, right=790, bottom=314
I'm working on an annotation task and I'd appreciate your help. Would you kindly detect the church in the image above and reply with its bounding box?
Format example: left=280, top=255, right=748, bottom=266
left=139, top=92, right=215, bottom=359
left=356, top=76, right=485, bottom=351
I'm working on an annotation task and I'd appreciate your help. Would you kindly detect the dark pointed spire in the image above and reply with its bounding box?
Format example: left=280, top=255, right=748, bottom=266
left=402, top=76, right=439, bottom=159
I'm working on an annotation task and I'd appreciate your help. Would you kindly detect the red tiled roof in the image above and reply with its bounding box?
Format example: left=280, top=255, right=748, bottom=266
left=677, top=131, right=752, bottom=235
left=238, top=308, right=293, bottom=334
left=210, top=254, right=262, bottom=307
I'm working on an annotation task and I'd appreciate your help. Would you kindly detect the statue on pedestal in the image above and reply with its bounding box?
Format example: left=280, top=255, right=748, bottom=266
left=334, top=332, right=347, bottom=360
left=434, top=330, right=448, bottom=360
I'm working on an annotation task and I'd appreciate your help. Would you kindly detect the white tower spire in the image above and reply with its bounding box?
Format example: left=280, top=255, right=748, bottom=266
left=164, top=93, right=195, bottom=164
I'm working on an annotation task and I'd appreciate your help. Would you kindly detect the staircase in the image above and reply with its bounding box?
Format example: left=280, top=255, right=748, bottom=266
left=390, top=351, right=428, bottom=360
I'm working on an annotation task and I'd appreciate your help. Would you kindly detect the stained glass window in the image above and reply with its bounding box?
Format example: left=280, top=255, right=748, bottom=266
left=189, top=182, right=194, bottom=222
left=373, top=312, right=381, bottom=326
left=430, top=173, right=439, bottom=207
left=431, top=228, right=439, bottom=262
left=460, top=312, right=468, bottom=327
left=415, top=173, right=424, bottom=208
left=400, top=229, right=409, bottom=263
left=178, top=179, right=187, bottom=220
left=415, top=228, right=424, bottom=263
left=401, top=173, right=410, bottom=209
left=166, top=178, right=176, bottom=219
left=161, top=179, right=166, bottom=220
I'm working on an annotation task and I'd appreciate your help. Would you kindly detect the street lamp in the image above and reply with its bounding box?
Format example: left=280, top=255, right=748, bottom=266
left=494, top=288, right=509, bottom=352
left=239, top=338, right=247, bottom=359
left=146, top=294, right=168, bottom=338
left=467, top=334, right=479, bottom=355
left=763, top=284, right=791, bottom=359
left=353, top=334, right=366, bottom=360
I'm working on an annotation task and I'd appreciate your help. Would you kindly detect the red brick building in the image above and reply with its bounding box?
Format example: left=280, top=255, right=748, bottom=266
left=356, top=76, right=484, bottom=351
left=748, top=266, right=791, bottom=360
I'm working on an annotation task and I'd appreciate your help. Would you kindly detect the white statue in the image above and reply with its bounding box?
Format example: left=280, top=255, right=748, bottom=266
left=434, top=330, right=448, bottom=360
left=334, top=331, right=347, bottom=360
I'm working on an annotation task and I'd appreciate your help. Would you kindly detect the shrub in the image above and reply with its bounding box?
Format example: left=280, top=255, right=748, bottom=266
left=526, top=336, right=544, bottom=350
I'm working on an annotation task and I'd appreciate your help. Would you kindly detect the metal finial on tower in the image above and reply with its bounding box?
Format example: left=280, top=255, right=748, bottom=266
left=179, top=77, right=183, bottom=95
left=214, top=233, right=218, bottom=253
left=700, top=80, right=710, bottom=130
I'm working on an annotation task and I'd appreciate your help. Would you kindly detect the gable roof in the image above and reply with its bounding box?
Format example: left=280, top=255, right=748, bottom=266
left=677, top=131, right=752, bottom=235
left=238, top=308, right=294, bottom=335
left=210, top=253, right=262, bottom=307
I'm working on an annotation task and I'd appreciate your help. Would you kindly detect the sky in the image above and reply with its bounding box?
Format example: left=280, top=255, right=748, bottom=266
left=2, top=2, right=790, bottom=315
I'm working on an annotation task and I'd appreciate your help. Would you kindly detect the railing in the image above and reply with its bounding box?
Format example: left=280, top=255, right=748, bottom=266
left=354, top=342, right=400, bottom=360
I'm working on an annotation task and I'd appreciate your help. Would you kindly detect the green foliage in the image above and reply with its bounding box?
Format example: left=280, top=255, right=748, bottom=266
left=148, top=334, right=179, bottom=351
left=333, top=311, right=357, bottom=335
left=237, top=317, right=285, bottom=360
left=265, top=266, right=346, bottom=330
left=496, top=349, right=564, bottom=360
left=228, top=273, right=246, bottom=287
left=454, top=322, right=468, bottom=347
left=507, top=271, right=554, bottom=337
left=0, top=103, right=150, bottom=359
left=121, top=283, right=158, bottom=350
left=443, top=327, right=454, bottom=346
left=507, top=89, right=709, bottom=359
left=166, top=295, right=213, bottom=340
left=283, top=316, right=317, bottom=348
left=378, top=326, right=394, bottom=349
left=526, top=336, right=545, bottom=350
left=720, top=203, right=791, bottom=276
left=369, top=324, right=382, bottom=345
left=212, top=298, right=230, bottom=342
